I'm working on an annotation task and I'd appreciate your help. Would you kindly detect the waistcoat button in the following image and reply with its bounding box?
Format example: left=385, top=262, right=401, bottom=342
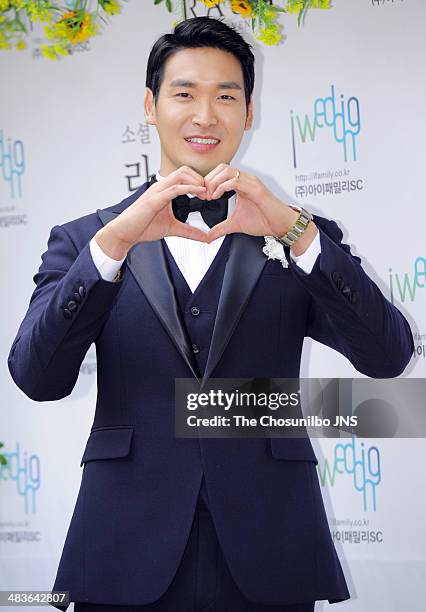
left=191, top=306, right=200, bottom=316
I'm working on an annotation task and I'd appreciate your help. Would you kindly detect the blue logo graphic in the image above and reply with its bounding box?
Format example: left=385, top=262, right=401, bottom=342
left=317, top=435, right=381, bottom=512
left=0, top=442, right=40, bottom=514
left=389, top=258, right=426, bottom=303
left=290, top=84, right=361, bottom=168
left=0, top=129, right=25, bottom=198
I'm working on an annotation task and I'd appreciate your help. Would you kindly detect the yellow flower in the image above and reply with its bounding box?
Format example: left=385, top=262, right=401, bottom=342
left=103, top=1, right=121, bottom=16
left=41, top=43, right=58, bottom=60
left=230, top=0, right=253, bottom=18
left=255, top=24, right=281, bottom=46
left=198, top=0, right=225, bottom=8
left=15, top=39, right=26, bottom=50
left=264, top=6, right=277, bottom=18
left=27, top=1, right=53, bottom=23
left=0, top=15, right=7, bottom=23
left=10, top=0, right=26, bottom=8
left=0, top=0, right=10, bottom=12
left=0, top=32, right=10, bottom=49
left=53, top=41, right=69, bottom=56
left=44, top=22, right=67, bottom=40
left=312, top=0, right=331, bottom=7
left=73, top=14, right=99, bottom=44
left=285, top=0, right=304, bottom=14
left=44, top=10, right=99, bottom=45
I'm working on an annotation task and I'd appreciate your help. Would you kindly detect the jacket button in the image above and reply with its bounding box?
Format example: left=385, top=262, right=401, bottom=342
left=191, top=306, right=200, bottom=316
left=192, top=343, right=200, bottom=354
left=73, top=292, right=82, bottom=303
left=342, top=285, right=352, bottom=298
left=336, top=277, right=345, bottom=290
left=78, top=285, right=86, bottom=298
left=67, top=300, right=78, bottom=312
left=331, top=271, right=340, bottom=282
left=63, top=308, right=72, bottom=319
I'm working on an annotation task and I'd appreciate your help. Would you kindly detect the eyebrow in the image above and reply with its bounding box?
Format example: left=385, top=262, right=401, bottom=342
left=169, top=79, right=243, bottom=91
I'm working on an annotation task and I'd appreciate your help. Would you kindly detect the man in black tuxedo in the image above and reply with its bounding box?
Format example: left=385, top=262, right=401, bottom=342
left=8, top=16, right=413, bottom=612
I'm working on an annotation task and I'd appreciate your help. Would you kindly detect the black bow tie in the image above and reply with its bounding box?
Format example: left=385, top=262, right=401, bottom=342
left=148, top=174, right=235, bottom=229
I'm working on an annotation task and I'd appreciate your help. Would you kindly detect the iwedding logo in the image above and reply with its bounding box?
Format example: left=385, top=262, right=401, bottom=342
left=290, top=84, right=361, bottom=168
left=317, top=435, right=381, bottom=512
left=0, top=129, right=25, bottom=198
left=389, top=258, right=426, bottom=303
left=0, top=442, right=40, bottom=514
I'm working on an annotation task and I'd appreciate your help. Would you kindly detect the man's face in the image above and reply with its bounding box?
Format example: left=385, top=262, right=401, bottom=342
left=144, top=46, right=253, bottom=178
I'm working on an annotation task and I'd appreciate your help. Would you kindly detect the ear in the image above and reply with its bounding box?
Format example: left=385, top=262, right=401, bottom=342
left=144, top=87, right=157, bottom=126
left=245, top=95, right=254, bottom=131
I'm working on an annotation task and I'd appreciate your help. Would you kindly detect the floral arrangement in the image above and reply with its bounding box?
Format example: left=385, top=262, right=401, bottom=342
left=174, top=0, right=332, bottom=46
left=262, top=236, right=289, bottom=268
left=0, top=0, right=332, bottom=59
left=0, top=0, right=122, bottom=58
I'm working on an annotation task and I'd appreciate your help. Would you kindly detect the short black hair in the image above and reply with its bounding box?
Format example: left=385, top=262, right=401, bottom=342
left=146, top=16, right=255, bottom=115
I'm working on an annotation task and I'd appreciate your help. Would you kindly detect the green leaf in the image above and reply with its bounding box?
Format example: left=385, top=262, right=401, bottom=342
left=264, top=6, right=286, bottom=13
left=297, top=0, right=311, bottom=26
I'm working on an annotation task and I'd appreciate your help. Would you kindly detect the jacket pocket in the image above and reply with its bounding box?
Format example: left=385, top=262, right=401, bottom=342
left=269, top=437, right=318, bottom=464
left=80, top=426, right=134, bottom=467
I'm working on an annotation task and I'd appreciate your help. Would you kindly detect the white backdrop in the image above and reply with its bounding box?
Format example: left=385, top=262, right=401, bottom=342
left=1, top=1, right=425, bottom=610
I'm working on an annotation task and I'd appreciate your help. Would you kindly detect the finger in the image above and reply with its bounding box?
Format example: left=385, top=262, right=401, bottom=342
left=167, top=220, right=209, bottom=242
left=175, top=165, right=206, bottom=187
left=203, top=163, right=227, bottom=184
left=152, top=184, right=207, bottom=210
left=205, top=167, right=233, bottom=196
left=151, top=167, right=206, bottom=196
left=205, top=218, right=238, bottom=243
left=210, top=176, right=238, bottom=199
left=204, top=165, right=233, bottom=195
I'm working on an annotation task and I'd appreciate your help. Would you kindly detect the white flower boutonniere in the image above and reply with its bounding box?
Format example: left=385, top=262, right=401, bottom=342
left=262, top=236, right=289, bottom=268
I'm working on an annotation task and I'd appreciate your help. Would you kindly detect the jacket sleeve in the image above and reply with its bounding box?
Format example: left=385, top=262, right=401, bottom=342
left=284, top=216, right=414, bottom=377
left=7, top=224, right=123, bottom=401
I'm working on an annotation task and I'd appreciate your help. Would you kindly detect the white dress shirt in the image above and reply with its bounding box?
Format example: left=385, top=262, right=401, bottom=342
left=89, top=171, right=321, bottom=290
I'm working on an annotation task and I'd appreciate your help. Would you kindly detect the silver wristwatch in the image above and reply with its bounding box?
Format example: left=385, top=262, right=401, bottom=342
left=274, top=206, right=313, bottom=247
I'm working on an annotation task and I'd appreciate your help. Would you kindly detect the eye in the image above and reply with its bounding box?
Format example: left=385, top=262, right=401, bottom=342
left=174, top=93, right=236, bottom=100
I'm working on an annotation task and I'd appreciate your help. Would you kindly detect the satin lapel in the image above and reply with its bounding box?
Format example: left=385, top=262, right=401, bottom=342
left=200, top=232, right=268, bottom=390
left=97, top=208, right=200, bottom=381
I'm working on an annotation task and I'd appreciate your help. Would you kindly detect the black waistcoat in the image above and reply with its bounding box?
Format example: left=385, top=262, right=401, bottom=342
left=161, top=234, right=233, bottom=509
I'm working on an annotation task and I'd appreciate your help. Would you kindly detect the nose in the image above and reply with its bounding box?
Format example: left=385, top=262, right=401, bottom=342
left=192, top=99, right=218, bottom=127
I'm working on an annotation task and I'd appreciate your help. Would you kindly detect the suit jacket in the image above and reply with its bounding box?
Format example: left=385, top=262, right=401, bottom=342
left=7, top=180, right=414, bottom=608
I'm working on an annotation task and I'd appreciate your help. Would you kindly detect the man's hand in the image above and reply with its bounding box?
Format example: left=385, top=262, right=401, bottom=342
left=95, top=166, right=209, bottom=260
left=203, top=163, right=318, bottom=255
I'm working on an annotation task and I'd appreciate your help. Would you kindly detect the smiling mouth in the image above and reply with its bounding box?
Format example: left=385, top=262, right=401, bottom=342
left=184, top=137, right=221, bottom=153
